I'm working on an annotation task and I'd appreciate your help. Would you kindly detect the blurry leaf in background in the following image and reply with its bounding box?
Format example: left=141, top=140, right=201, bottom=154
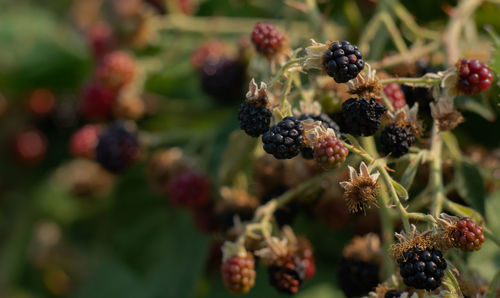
left=0, top=6, right=91, bottom=96
left=453, top=159, right=486, bottom=215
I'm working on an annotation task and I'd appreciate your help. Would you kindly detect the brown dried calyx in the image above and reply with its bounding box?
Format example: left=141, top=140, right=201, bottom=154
left=339, top=162, right=380, bottom=214
left=391, top=103, right=422, bottom=137
left=347, top=63, right=382, bottom=99
left=245, top=78, right=269, bottom=107
left=430, top=98, right=464, bottom=131
left=254, top=226, right=298, bottom=265
left=391, top=224, right=440, bottom=261
left=217, top=186, right=260, bottom=211
left=343, top=233, right=382, bottom=264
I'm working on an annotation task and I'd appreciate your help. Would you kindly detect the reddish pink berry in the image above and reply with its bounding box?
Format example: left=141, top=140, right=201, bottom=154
left=190, top=41, right=227, bottom=71
left=313, top=134, right=349, bottom=169
left=221, top=254, right=256, bottom=295
left=457, top=59, right=493, bottom=95
left=87, top=22, right=115, bottom=59
left=26, top=89, right=56, bottom=118
left=453, top=217, right=485, bottom=251
left=251, top=22, right=286, bottom=57
left=298, top=238, right=316, bottom=281
left=81, top=83, right=117, bottom=121
left=69, top=125, right=101, bottom=159
left=96, top=51, right=137, bottom=89
left=382, top=83, right=406, bottom=109
left=167, top=172, right=210, bottom=209
left=11, top=129, right=47, bottom=166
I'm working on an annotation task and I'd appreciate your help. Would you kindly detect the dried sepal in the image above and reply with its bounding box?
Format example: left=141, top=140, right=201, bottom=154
left=342, top=233, right=382, bottom=264
left=436, top=213, right=461, bottom=250
left=245, top=78, right=269, bottom=106
left=440, top=67, right=459, bottom=98
left=292, top=100, right=322, bottom=116
left=339, top=162, right=380, bottom=214
left=388, top=103, right=422, bottom=137
left=347, top=63, right=382, bottom=98
left=391, top=224, right=439, bottom=261
left=303, top=39, right=329, bottom=71
left=219, top=186, right=260, bottom=209
left=254, top=226, right=298, bottom=265
left=301, top=118, right=327, bottom=147
left=430, top=97, right=464, bottom=131
left=221, top=241, right=250, bottom=262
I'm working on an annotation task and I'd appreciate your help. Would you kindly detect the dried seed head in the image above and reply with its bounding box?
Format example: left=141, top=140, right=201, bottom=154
left=347, top=63, right=382, bottom=98
left=391, top=225, right=439, bottom=261
left=430, top=98, right=464, bottom=131
left=246, top=78, right=269, bottom=106
left=303, top=39, right=329, bottom=71
left=343, top=233, right=382, bottom=264
left=339, top=162, right=380, bottom=214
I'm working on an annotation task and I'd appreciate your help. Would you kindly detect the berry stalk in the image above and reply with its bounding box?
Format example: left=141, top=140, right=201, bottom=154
left=429, top=121, right=445, bottom=219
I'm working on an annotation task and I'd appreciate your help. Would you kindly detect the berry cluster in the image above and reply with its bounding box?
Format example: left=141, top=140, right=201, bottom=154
left=323, top=41, right=364, bottom=83
left=457, top=58, right=493, bottom=95
left=453, top=217, right=485, bottom=251
left=262, top=116, right=305, bottom=159
left=251, top=23, right=286, bottom=57
left=397, top=247, right=447, bottom=291
left=221, top=254, right=256, bottom=295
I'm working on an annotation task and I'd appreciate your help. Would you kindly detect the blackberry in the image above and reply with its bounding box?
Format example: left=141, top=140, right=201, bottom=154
left=323, top=40, right=364, bottom=83
left=262, top=116, right=305, bottom=159
left=313, top=134, right=348, bottom=169
left=338, top=257, right=379, bottom=297
left=200, top=57, right=245, bottom=104
left=297, top=238, right=316, bottom=282
left=268, top=256, right=306, bottom=294
left=385, top=289, right=403, bottom=298
left=454, top=217, right=485, bottom=251
left=95, top=122, right=140, bottom=173
left=238, top=103, right=272, bottom=137
left=221, top=254, right=256, bottom=295
left=382, top=83, right=406, bottom=110
left=397, top=247, right=447, bottom=291
left=251, top=22, right=286, bottom=57
left=457, top=59, right=493, bottom=95
left=341, top=98, right=386, bottom=136
left=167, top=172, right=211, bottom=209
left=380, top=124, right=415, bottom=158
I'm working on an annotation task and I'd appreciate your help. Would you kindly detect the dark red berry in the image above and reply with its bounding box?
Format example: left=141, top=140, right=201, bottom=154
left=95, top=122, right=140, bottom=173
left=323, top=40, right=364, bottom=83
left=268, top=256, right=305, bottom=294
left=27, top=89, right=56, bottom=118
left=11, top=129, right=47, bottom=166
left=69, top=125, right=101, bottom=159
left=167, top=172, right=210, bottom=209
left=453, top=217, right=485, bottom=251
left=382, top=83, right=406, bottom=109
left=81, top=82, right=118, bottom=121
left=190, top=41, right=227, bottom=71
left=251, top=22, right=286, bottom=57
left=221, top=254, right=256, bottom=295
left=457, top=59, right=493, bottom=95
left=312, top=134, right=348, bottom=169
left=297, top=238, right=316, bottom=281
left=87, top=22, right=115, bottom=58
left=96, top=51, right=137, bottom=89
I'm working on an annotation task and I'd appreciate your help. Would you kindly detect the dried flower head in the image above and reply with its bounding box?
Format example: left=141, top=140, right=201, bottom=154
left=245, top=78, right=269, bottom=107
left=255, top=231, right=297, bottom=266
left=343, top=233, right=382, bottom=264
left=390, top=103, right=422, bottom=137
left=391, top=225, right=439, bottom=261
left=347, top=63, right=382, bottom=98
left=303, top=39, right=329, bottom=71
left=339, top=162, right=380, bottom=214
left=430, top=98, right=464, bottom=131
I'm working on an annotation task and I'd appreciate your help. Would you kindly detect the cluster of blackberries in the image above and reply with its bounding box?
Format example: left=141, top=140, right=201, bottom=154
left=397, top=247, right=447, bottom=291
left=323, top=41, right=365, bottom=83
left=268, top=256, right=306, bottom=294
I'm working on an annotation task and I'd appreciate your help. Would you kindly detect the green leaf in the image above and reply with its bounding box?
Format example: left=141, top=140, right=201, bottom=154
left=485, top=25, right=500, bottom=76
left=486, top=190, right=500, bottom=235
left=399, top=151, right=425, bottom=189
left=454, top=96, right=496, bottom=122
left=392, top=179, right=409, bottom=201
left=453, top=159, right=486, bottom=215
left=445, top=200, right=484, bottom=224
left=440, top=267, right=463, bottom=297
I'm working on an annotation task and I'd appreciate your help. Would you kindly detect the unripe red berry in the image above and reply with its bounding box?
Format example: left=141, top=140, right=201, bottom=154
left=167, top=172, right=211, bottom=209
left=221, top=254, right=256, bottom=295
left=69, top=125, right=101, bottom=159
left=81, top=83, right=118, bottom=121
left=87, top=22, right=115, bottom=59
left=11, top=129, right=47, bottom=166
left=251, top=23, right=286, bottom=57
left=313, top=134, right=348, bottom=169
left=457, top=59, right=493, bottom=95
left=96, top=51, right=137, bottom=89
left=382, top=83, right=406, bottom=110
left=453, top=217, right=485, bottom=251
left=27, top=89, right=56, bottom=118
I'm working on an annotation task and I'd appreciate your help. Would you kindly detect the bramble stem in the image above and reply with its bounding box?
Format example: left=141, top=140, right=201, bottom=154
left=429, top=121, right=444, bottom=219
left=268, top=58, right=306, bottom=87
left=379, top=75, right=441, bottom=86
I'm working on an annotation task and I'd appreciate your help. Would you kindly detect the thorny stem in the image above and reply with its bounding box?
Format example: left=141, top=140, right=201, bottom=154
left=429, top=121, right=444, bottom=219
left=268, top=58, right=306, bottom=87
left=379, top=74, right=442, bottom=86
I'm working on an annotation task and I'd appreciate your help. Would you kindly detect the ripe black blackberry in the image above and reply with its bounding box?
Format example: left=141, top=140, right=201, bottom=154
left=298, top=113, right=340, bottom=159
left=338, top=257, right=380, bottom=297
left=200, top=57, right=245, bottom=104
left=397, top=247, right=447, bottom=291
left=262, top=116, right=305, bottom=159
left=323, top=40, right=364, bottom=83
left=268, top=256, right=306, bottom=294
left=238, top=104, right=272, bottom=137
left=95, top=122, right=140, bottom=173
left=341, top=97, right=386, bottom=136
left=380, top=124, right=415, bottom=158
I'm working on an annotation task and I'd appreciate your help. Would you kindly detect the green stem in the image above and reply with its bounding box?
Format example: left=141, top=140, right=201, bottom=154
left=379, top=12, right=409, bottom=54
left=268, top=58, right=306, bottom=87
left=380, top=75, right=441, bottom=86
left=429, top=121, right=444, bottom=219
